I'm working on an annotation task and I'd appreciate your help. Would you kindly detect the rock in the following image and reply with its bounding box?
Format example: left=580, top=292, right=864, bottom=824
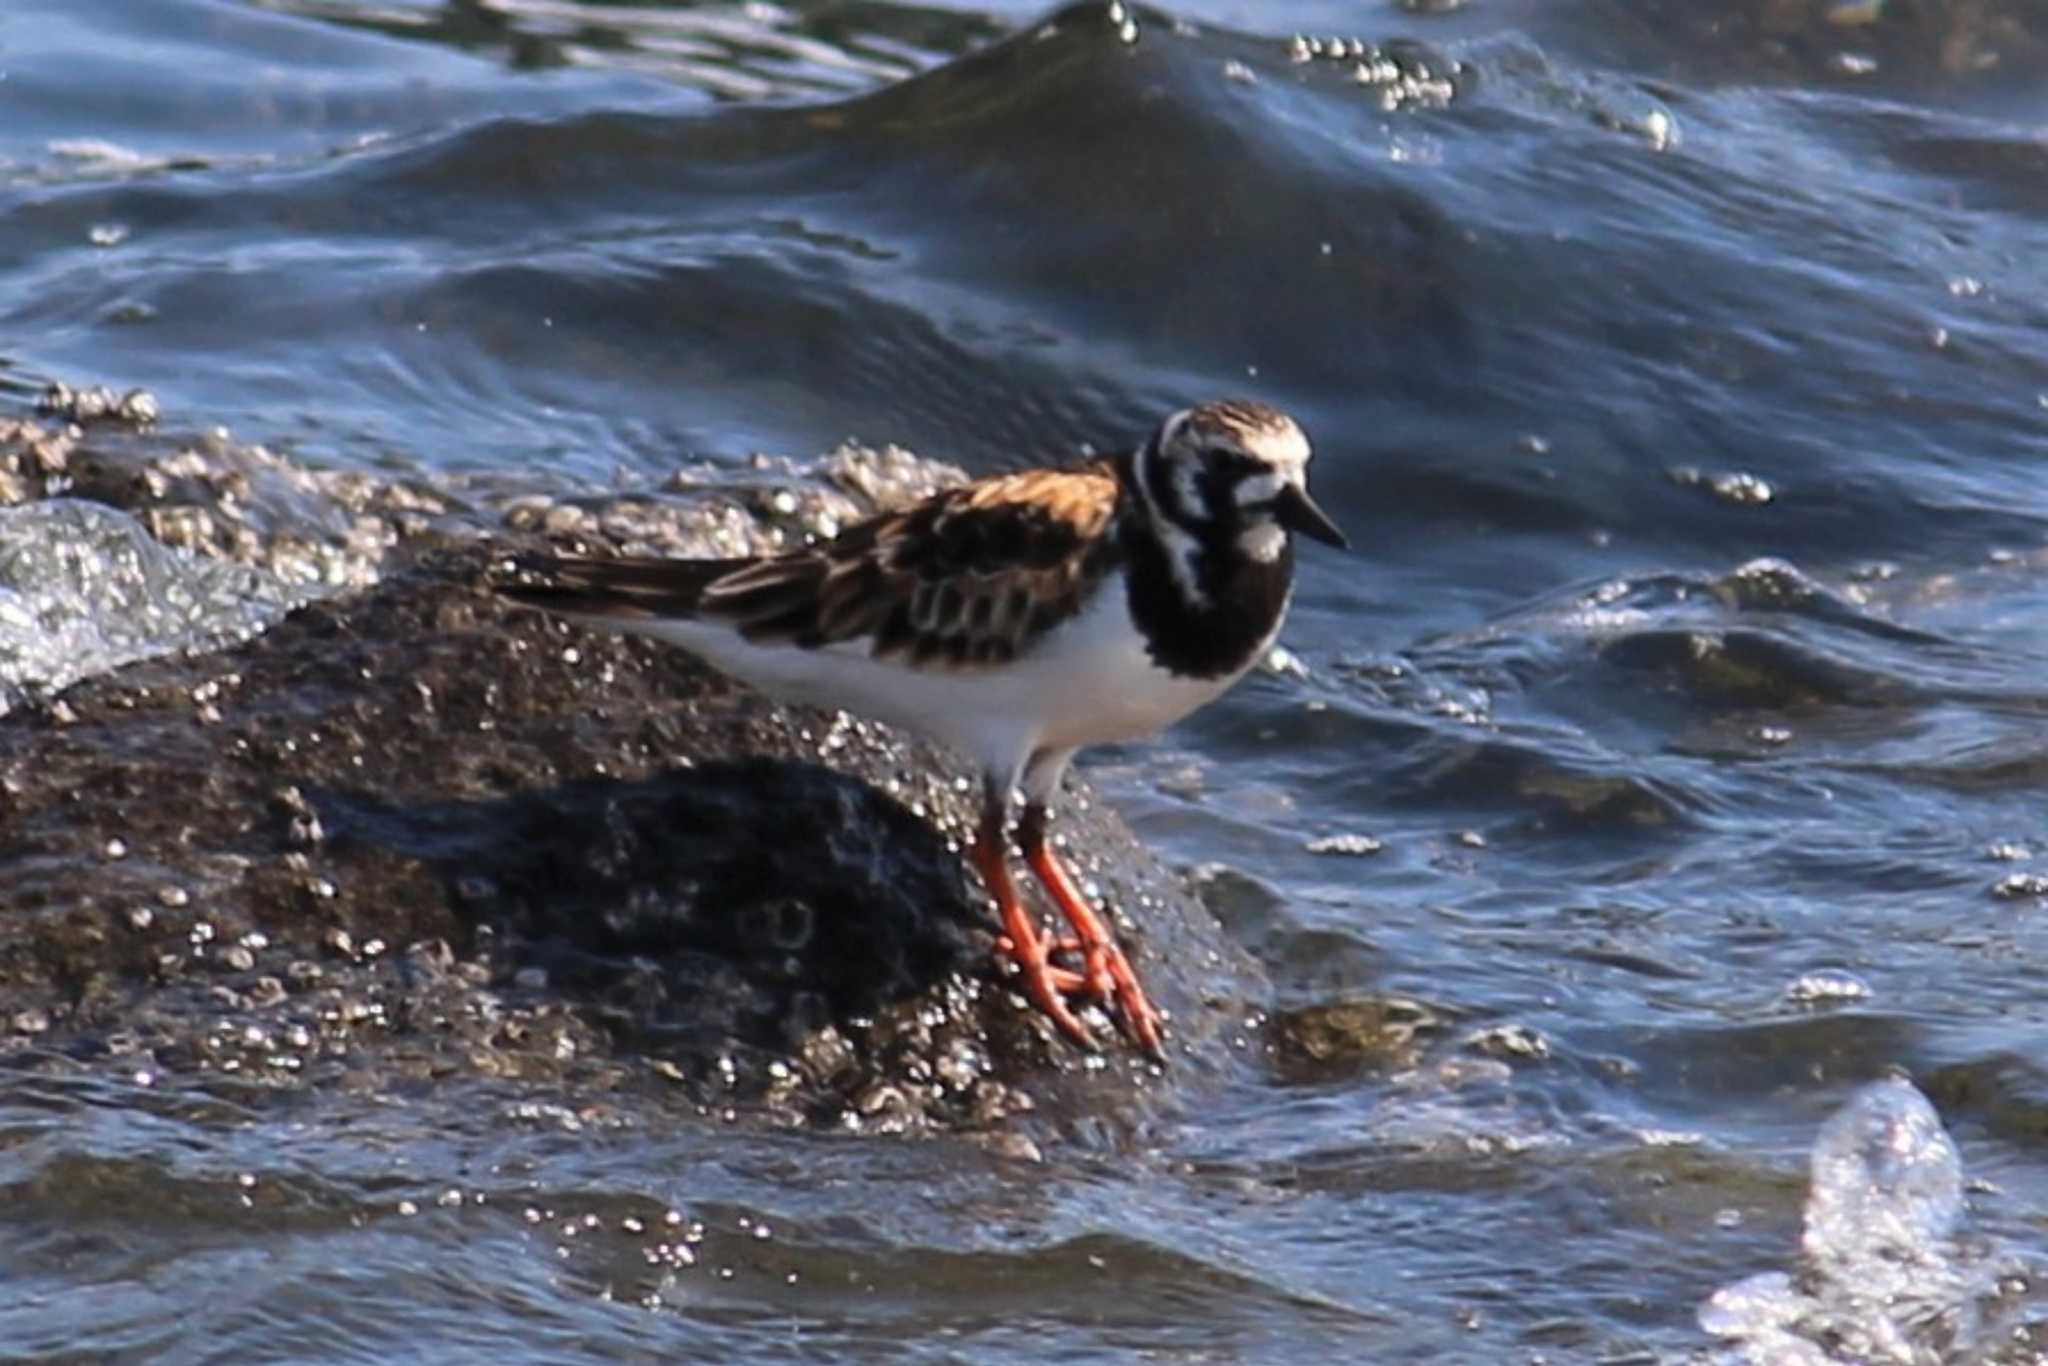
left=0, top=415, right=1263, bottom=1145
left=36, top=382, right=159, bottom=428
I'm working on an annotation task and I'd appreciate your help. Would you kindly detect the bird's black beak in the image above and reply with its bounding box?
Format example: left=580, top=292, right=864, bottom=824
left=1277, top=484, right=1349, bottom=550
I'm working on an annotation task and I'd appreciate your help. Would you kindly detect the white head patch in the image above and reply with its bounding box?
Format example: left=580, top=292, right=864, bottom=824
left=1171, top=458, right=1204, bottom=522
left=1238, top=523, right=1286, bottom=563
left=1233, top=471, right=1285, bottom=507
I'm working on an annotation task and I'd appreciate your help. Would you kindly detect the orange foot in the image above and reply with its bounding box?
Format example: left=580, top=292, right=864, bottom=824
left=1019, top=804, right=1164, bottom=1060
left=967, top=793, right=1166, bottom=1059
left=990, top=922, right=1096, bottom=1052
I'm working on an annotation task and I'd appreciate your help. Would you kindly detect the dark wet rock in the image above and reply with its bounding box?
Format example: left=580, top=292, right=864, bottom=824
left=1346, top=727, right=1691, bottom=830
left=1599, top=626, right=1900, bottom=708
left=1268, top=996, right=1440, bottom=1081
left=0, top=418, right=1261, bottom=1145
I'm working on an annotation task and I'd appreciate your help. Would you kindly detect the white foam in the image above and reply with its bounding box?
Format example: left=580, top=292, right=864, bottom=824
left=1699, top=1077, right=2008, bottom=1365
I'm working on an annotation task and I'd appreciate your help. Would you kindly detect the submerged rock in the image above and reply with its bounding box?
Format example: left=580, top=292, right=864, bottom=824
left=0, top=410, right=1262, bottom=1145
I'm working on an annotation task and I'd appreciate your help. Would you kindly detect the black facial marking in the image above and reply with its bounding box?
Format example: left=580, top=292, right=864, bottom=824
left=1116, top=446, right=1294, bottom=680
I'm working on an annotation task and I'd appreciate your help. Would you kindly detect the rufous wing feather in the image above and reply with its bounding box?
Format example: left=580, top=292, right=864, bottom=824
left=499, top=459, right=1124, bottom=671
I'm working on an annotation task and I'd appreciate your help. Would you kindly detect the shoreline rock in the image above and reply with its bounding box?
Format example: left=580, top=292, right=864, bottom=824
left=0, top=409, right=1266, bottom=1147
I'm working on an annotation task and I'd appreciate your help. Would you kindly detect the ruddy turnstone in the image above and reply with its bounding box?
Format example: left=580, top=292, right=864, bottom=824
left=498, top=399, right=1345, bottom=1058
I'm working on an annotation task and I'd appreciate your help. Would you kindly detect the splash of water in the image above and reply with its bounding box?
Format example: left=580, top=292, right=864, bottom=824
left=0, top=499, right=303, bottom=713
left=1700, top=1076, right=1998, bottom=1365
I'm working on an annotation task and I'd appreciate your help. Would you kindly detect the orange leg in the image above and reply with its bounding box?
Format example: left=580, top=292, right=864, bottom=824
left=1018, top=802, right=1166, bottom=1060
left=969, top=791, right=1097, bottom=1051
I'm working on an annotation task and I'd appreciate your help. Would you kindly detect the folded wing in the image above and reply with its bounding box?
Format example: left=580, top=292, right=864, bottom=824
left=500, top=463, right=1124, bottom=672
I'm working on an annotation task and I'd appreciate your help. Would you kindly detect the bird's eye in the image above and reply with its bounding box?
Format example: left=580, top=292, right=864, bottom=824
left=1203, top=447, right=1262, bottom=483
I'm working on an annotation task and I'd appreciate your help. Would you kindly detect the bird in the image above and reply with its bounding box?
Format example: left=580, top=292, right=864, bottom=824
left=495, top=399, right=1346, bottom=1058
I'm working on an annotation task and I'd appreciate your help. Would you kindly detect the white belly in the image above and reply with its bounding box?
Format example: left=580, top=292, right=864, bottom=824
left=1024, top=585, right=1251, bottom=752
left=621, top=581, right=1275, bottom=785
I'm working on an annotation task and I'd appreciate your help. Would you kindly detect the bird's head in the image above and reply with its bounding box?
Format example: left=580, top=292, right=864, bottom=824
left=1135, top=399, right=1347, bottom=562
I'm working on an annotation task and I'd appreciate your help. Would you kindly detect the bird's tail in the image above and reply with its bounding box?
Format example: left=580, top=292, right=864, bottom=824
left=496, top=551, right=757, bottom=623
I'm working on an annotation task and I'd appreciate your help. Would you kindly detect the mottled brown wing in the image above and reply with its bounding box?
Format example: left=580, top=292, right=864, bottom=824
left=701, top=462, right=1122, bottom=669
